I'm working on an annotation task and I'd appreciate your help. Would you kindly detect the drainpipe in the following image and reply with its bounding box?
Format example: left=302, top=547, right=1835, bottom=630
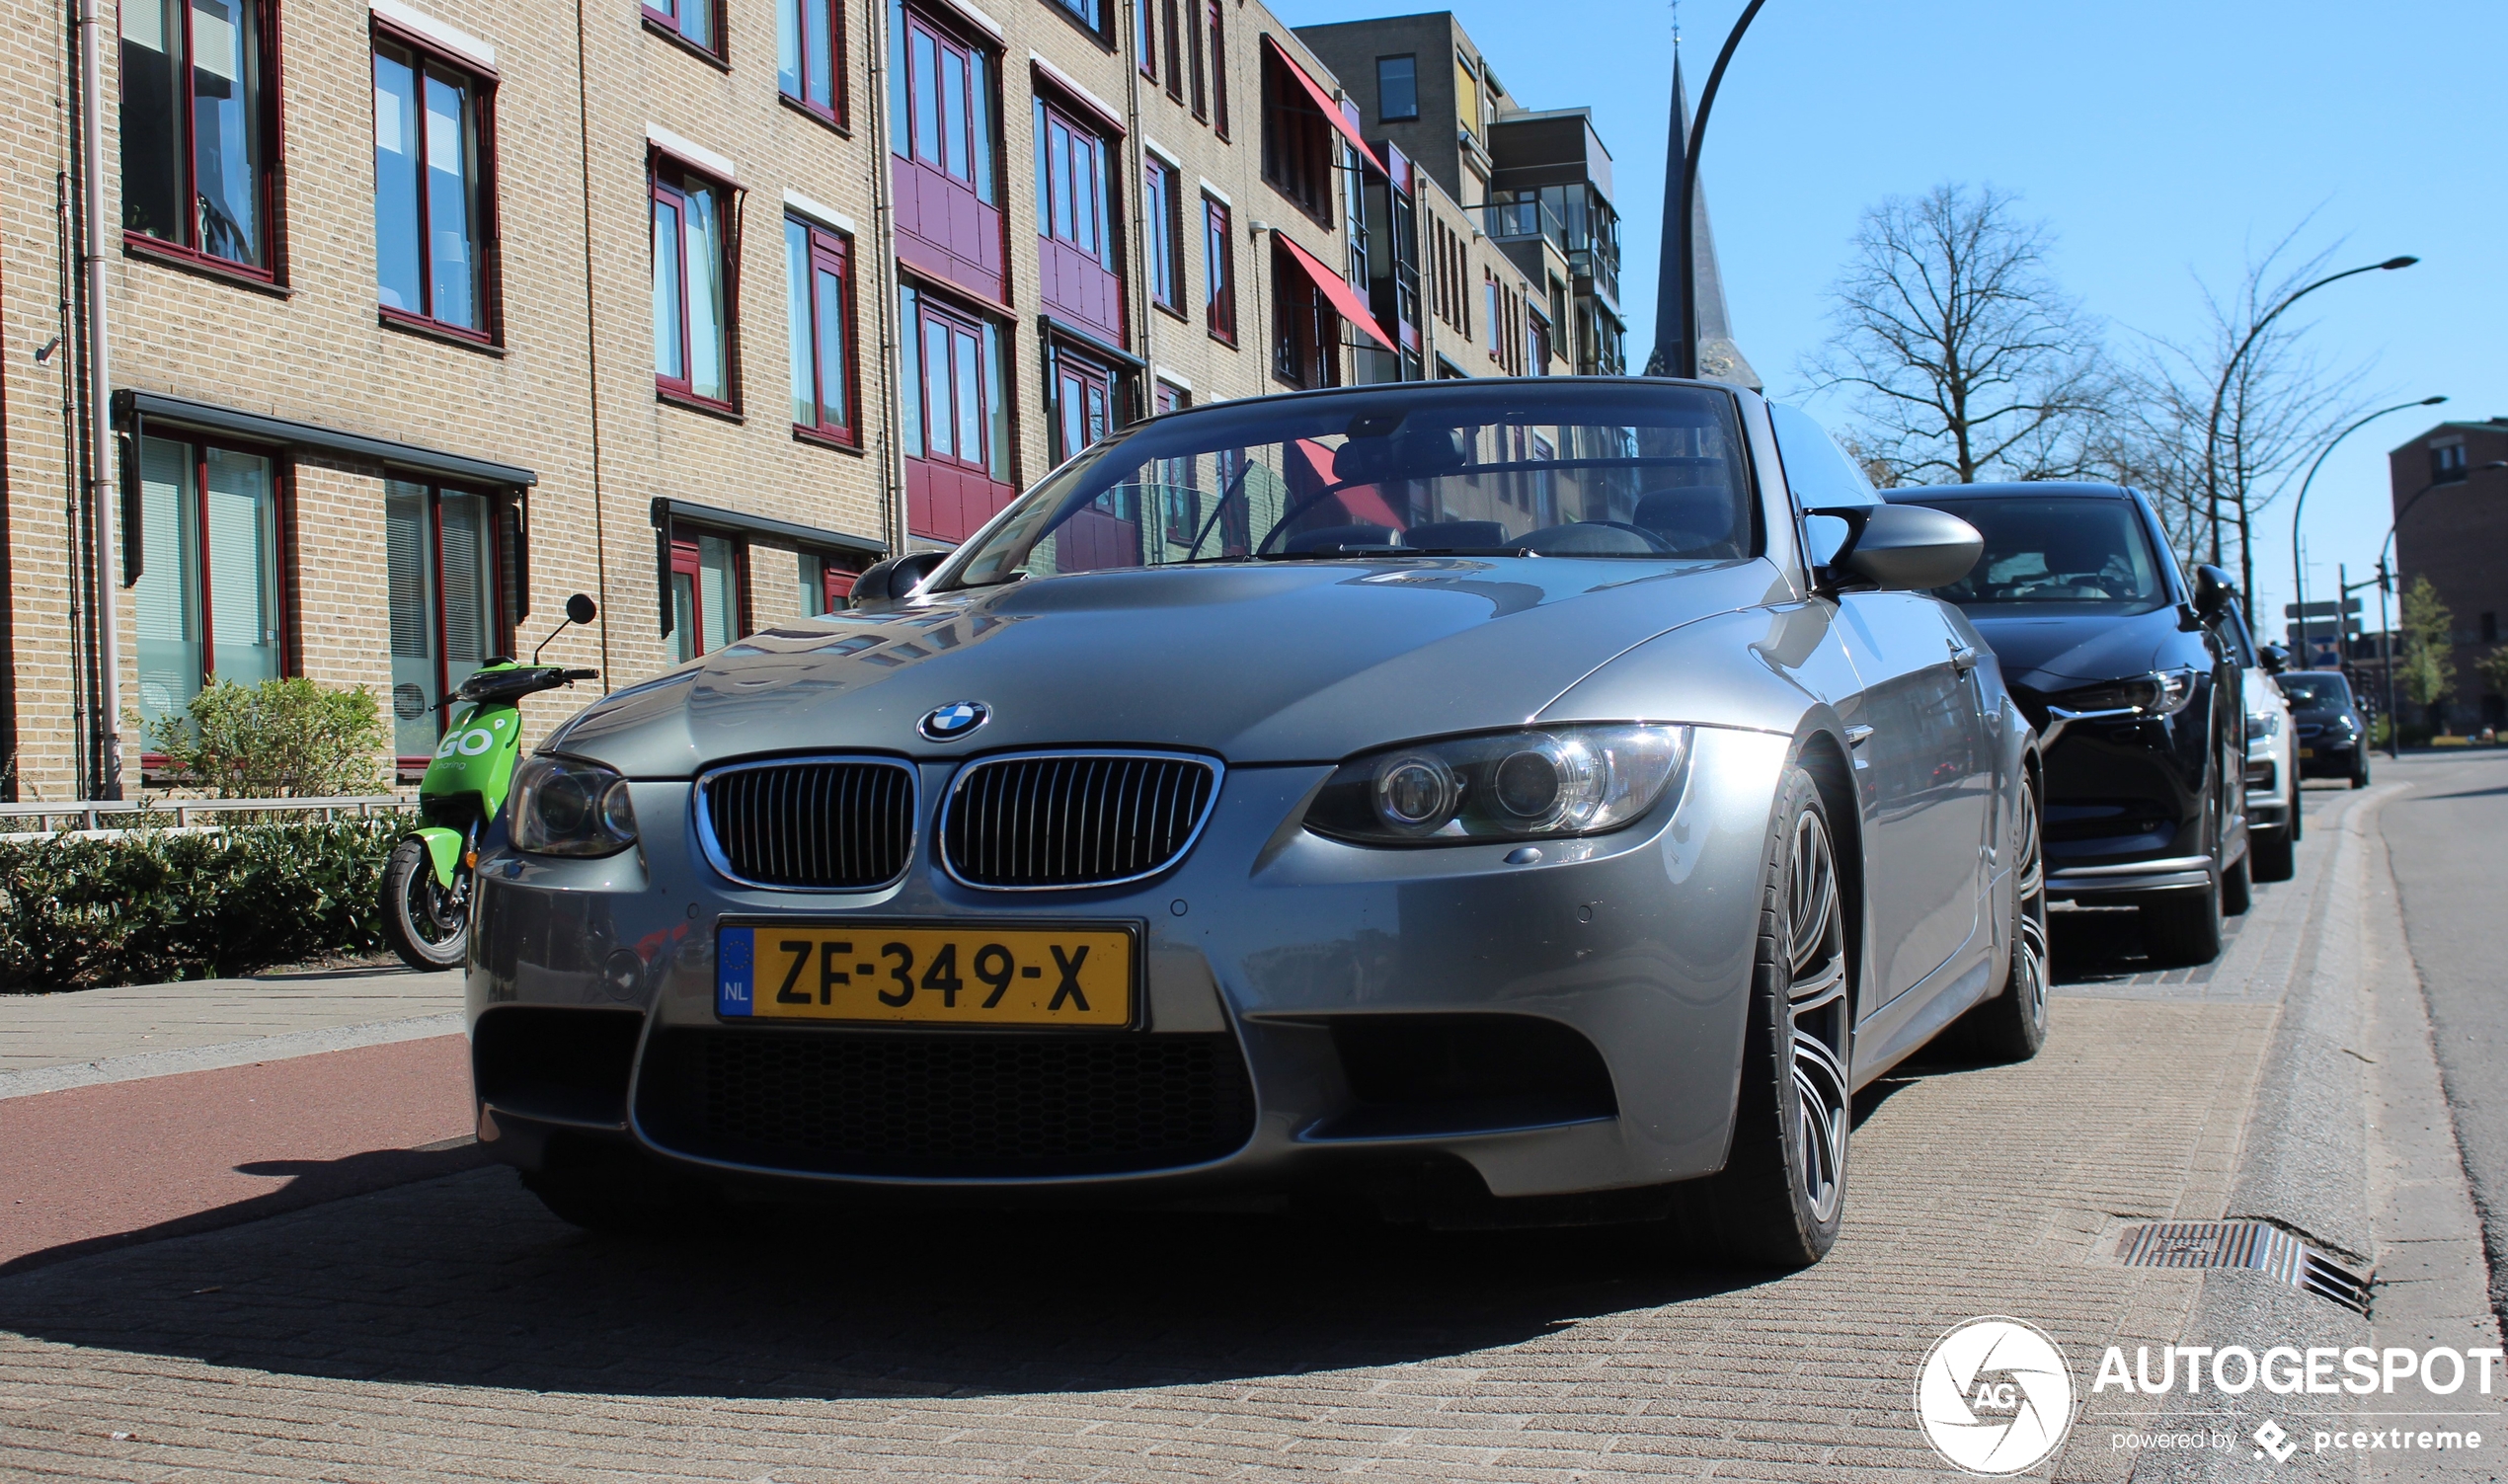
left=865, top=0, right=903, bottom=552
left=76, top=0, right=121, bottom=799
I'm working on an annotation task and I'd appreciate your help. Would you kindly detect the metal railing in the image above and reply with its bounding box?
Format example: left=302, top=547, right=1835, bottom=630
left=1473, top=198, right=1566, bottom=252
left=0, top=795, right=412, bottom=832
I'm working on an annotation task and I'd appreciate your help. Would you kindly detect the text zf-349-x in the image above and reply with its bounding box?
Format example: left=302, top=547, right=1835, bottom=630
left=717, top=922, right=1138, bottom=1028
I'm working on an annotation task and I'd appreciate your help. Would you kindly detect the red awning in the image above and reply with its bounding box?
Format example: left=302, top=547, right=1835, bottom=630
left=1272, top=231, right=1395, bottom=352
left=1261, top=36, right=1387, bottom=175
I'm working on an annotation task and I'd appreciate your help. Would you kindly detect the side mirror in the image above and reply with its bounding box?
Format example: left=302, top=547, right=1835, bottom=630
left=565, top=592, right=597, bottom=625
left=1803, top=512, right=1855, bottom=569
left=2192, top=564, right=2231, bottom=618
left=1837, top=504, right=1984, bottom=591
left=2256, top=644, right=2290, bottom=675
left=849, top=550, right=947, bottom=607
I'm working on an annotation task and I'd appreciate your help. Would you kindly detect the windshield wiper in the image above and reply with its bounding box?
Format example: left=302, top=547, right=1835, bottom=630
left=1253, top=545, right=1536, bottom=561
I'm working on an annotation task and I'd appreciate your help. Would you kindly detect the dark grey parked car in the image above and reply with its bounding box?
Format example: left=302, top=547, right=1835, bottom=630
left=469, top=379, right=2043, bottom=1269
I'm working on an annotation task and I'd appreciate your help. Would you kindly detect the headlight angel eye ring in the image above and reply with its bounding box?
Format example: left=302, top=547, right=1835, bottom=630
left=1309, top=724, right=1690, bottom=847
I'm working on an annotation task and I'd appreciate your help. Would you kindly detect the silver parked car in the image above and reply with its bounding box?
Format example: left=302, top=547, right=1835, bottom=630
left=469, top=379, right=2042, bottom=1269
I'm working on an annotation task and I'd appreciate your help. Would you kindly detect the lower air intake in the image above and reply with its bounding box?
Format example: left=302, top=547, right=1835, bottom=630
left=636, top=1027, right=1257, bottom=1177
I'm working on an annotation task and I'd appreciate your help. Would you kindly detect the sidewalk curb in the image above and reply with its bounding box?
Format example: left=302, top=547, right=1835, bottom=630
left=0, top=1012, right=464, bottom=1100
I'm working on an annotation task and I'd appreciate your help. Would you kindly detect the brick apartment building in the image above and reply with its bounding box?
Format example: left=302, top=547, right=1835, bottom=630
left=0, top=0, right=1625, bottom=803
left=2389, top=417, right=2508, bottom=733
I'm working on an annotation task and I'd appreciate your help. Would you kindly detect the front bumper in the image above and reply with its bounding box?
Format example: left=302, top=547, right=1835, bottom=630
left=2034, top=709, right=2217, bottom=901
left=466, top=726, right=1793, bottom=1210
left=2296, top=736, right=2363, bottom=777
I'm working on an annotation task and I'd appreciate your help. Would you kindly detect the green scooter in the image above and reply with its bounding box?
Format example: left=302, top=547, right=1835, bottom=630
left=382, top=592, right=600, bottom=971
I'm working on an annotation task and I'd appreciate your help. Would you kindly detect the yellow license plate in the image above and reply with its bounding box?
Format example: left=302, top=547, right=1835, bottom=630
left=2298, top=747, right=2316, bottom=758
left=716, top=922, right=1136, bottom=1028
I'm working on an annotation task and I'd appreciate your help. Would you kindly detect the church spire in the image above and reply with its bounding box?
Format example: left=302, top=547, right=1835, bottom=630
left=1644, top=42, right=1759, bottom=387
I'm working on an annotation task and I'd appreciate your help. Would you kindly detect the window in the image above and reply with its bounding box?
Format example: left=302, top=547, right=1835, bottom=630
left=1034, top=101, right=1113, bottom=267
left=1375, top=54, right=1415, bottom=120
left=645, top=0, right=718, bottom=56
left=1271, top=242, right=1338, bottom=390
left=1528, top=310, right=1551, bottom=374
left=1205, top=0, right=1228, bottom=137
left=652, top=156, right=736, bottom=409
left=1162, top=0, right=1184, bottom=102
left=900, top=284, right=1016, bottom=541
left=132, top=435, right=282, bottom=734
left=387, top=481, right=512, bottom=759
left=2432, top=441, right=2469, bottom=484
left=889, top=2, right=1004, bottom=301
left=1185, top=0, right=1207, bottom=118
left=1260, top=44, right=1334, bottom=223
left=785, top=217, right=856, bottom=442
left=373, top=36, right=492, bottom=339
left=1453, top=49, right=1480, bottom=140
left=1144, top=157, right=1183, bottom=314
left=1484, top=273, right=1500, bottom=359
left=799, top=552, right=859, bottom=614
left=120, top=0, right=275, bottom=273
left=777, top=0, right=843, bottom=122
left=667, top=534, right=743, bottom=662
left=1203, top=195, right=1235, bottom=343
left=1048, top=0, right=1106, bottom=39
left=1136, top=0, right=1155, bottom=81
left=1053, top=349, right=1114, bottom=463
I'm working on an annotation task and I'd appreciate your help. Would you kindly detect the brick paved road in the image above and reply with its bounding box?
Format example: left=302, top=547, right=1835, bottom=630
left=0, top=784, right=2493, bottom=1482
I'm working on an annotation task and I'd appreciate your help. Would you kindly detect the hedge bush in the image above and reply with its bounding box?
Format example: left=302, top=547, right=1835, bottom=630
left=0, top=820, right=401, bottom=990
left=140, top=676, right=389, bottom=798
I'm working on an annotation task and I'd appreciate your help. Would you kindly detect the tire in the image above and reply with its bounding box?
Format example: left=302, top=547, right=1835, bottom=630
left=2141, top=877, right=2224, bottom=966
left=2351, top=762, right=2371, bottom=789
left=1957, top=771, right=2049, bottom=1063
left=2219, top=852, right=2252, bottom=915
left=2250, top=823, right=2296, bottom=883
left=2290, top=778, right=2304, bottom=842
left=382, top=837, right=468, bottom=971
left=1679, top=765, right=1849, bottom=1269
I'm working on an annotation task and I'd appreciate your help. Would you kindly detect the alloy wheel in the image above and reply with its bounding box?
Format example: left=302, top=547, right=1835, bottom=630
left=1784, top=806, right=1850, bottom=1225
left=2013, top=781, right=2050, bottom=1036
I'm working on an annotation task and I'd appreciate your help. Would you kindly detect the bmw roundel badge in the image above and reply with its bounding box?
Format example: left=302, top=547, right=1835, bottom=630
left=918, top=700, right=990, bottom=742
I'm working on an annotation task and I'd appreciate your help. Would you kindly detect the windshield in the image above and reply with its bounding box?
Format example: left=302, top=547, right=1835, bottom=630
left=2276, top=672, right=2353, bottom=707
left=945, top=382, right=1757, bottom=587
left=1914, top=495, right=2169, bottom=614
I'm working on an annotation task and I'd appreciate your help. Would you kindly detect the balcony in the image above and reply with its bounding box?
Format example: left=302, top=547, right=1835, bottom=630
left=1473, top=197, right=1565, bottom=254
left=1570, top=245, right=1618, bottom=308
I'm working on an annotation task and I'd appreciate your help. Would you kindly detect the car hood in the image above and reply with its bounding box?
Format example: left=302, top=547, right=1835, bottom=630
left=547, top=557, right=1794, bottom=776
left=1955, top=603, right=2190, bottom=694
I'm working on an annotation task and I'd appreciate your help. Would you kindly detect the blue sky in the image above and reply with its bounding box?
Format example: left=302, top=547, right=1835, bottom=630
left=1270, top=0, right=2506, bottom=635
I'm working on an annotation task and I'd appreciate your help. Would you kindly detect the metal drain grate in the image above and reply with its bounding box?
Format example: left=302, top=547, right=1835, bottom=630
left=2119, top=1221, right=2374, bottom=1315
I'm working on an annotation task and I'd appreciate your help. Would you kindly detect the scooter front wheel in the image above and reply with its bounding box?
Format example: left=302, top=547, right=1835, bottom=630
left=383, top=838, right=469, bottom=971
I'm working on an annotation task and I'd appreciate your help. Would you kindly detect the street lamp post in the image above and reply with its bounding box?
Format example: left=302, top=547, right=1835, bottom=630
left=2202, top=255, right=2417, bottom=569
left=1671, top=0, right=1766, bottom=379
left=2375, top=459, right=2507, bottom=754
left=2289, top=396, right=2445, bottom=669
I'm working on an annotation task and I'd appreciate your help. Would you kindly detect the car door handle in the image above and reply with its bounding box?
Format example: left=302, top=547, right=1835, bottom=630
left=1949, top=645, right=1981, bottom=674
left=1844, top=724, right=1876, bottom=747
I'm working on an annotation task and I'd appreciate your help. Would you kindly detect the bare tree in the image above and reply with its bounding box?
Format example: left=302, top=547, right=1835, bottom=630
left=1803, top=184, right=2110, bottom=485
left=2117, top=228, right=2371, bottom=597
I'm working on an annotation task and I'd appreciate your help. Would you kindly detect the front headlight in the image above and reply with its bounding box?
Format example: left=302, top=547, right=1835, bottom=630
left=510, top=754, right=638, bottom=856
left=1304, top=724, right=1690, bottom=846
left=2052, top=667, right=2200, bottom=718
left=2245, top=711, right=2281, bottom=742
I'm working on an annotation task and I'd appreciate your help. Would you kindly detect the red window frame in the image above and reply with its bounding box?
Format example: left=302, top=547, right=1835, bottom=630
left=389, top=479, right=518, bottom=773
left=134, top=433, right=296, bottom=775
left=909, top=294, right=1000, bottom=474
left=805, top=554, right=861, bottom=613
left=1205, top=0, right=1228, bottom=138
left=1270, top=241, right=1339, bottom=390
left=778, top=0, right=846, bottom=126
left=652, top=154, right=741, bottom=415
left=1034, top=101, right=1114, bottom=263
left=644, top=0, right=724, bottom=62
left=1260, top=46, right=1331, bottom=222
left=1144, top=157, right=1184, bottom=315
left=1162, top=0, right=1186, bottom=102
left=1052, top=347, right=1115, bottom=464
left=1203, top=195, right=1235, bottom=344
left=371, top=22, right=501, bottom=347
left=118, top=0, right=285, bottom=283
left=668, top=533, right=748, bottom=659
left=890, top=3, right=1006, bottom=304
left=788, top=216, right=860, bottom=445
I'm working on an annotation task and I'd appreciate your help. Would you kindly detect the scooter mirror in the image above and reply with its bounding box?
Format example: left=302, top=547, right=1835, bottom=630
left=565, top=593, right=597, bottom=625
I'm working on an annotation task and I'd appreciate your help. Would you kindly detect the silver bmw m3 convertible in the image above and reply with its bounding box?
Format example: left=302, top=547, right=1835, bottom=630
left=469, top=377, right=2044, bottom=1268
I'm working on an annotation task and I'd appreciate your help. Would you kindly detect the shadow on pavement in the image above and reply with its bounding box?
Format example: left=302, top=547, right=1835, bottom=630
left=2050, top=904, right=2164, bottom=983
left=0, top=1140, right=494, bottom=1278
left=0, top=1163, right=1769, bottom=1398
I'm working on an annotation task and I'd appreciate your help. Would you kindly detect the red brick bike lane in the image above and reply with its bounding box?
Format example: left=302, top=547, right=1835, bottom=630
left=0, top=1036, right=487, bottom=1275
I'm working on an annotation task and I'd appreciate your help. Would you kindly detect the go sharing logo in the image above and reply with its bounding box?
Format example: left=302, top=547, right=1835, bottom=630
left=1916, top=1317, right=2078, bottom=1475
